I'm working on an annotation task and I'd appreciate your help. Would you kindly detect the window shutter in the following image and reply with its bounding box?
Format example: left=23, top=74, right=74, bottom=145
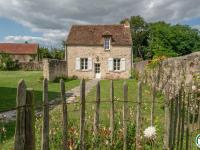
left=108, top=58, right=113, bottom=71
left=120, top=58, right=126, bottom=71
left=75, top=57, right=80, bottom=70
left=88, top=58, right=92, bottom=70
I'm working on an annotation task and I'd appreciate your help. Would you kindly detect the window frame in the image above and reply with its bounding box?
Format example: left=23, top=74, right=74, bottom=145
left=113, top=58, right=121, bottom=71
left=80, top=58, right=88, bottom=70
left=104, top=37, right=111, bottom=50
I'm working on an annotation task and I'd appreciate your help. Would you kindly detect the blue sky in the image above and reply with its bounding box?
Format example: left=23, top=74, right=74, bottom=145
left=0, top=18, right=42, bottom=41
left=0, top=0, right=200, bottom=47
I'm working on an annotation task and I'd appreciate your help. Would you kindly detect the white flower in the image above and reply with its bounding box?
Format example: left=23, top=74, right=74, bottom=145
left=143, top=126, right=156, bottom=140
left=192, top=85, right=197, bottom=91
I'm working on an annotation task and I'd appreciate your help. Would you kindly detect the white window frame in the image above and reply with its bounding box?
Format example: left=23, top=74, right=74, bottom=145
left=104, top=37, right=111, bottom=50
left=113, top=58, right=121, bottom=71
left=80, top=58, right=88, bottom=70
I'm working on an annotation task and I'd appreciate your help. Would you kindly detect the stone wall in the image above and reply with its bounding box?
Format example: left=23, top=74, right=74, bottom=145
left=19, top=61, right=43, bottom=71
left=43, top=59, right=67, bottom=81
left=67, top=45, right=132, bottom=79
left=133, top=52, right=200, bottom=95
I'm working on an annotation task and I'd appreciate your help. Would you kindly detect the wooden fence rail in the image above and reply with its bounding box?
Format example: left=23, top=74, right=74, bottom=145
left=12, top=78, right=199, bottom=150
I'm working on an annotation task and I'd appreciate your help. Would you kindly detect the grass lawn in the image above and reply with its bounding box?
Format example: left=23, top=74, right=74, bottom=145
left=0, top=71, right=80, bottom=112
left=1, top=79, right=169, bottom=149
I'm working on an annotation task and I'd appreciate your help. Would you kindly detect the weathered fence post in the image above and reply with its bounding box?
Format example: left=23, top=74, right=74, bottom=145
left=136, top=81, right=142, bottom=150
left=14, top=80, right=27, bottom=150
left=186, top=92, right=191, bottom=150
left=60, top=79, right=68, bottom=150
left=180, top=88, right=185, bottom=150
left=172, top=94, right=179, bottom=149
left=151, top=83, right=156, bottom=126
left=80, top=79, right=86, bottom=150
left=42, top=79, right=49, bottom=150
left=110, top=80, right=114, bottom=146
left=163, top=86, right=170, bottom=150
left=25, top=88, right=35, bottom=150
left=176, top=87, right=183, bottom=150
left=123, top=81, right=128, bottom=150
left=93, top=81, right=100, bottom=141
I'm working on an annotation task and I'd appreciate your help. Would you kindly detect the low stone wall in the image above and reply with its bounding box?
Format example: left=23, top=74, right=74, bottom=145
left=43, top=59, right=67, bottom=81
left=19, top=61, right=43, bottom=71
left=132, top=60, right=149, bottom=74
left=133, top=52, right=200, bottom=96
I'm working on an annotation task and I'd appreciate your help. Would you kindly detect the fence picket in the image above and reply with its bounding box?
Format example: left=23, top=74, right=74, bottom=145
left=93, top=81, right=100, bottom=148
left=180, top=89, right=185, bottom=150
left=110, top=80, right=114, bottom=147
left=25, top=88, right=35, bottom=150
left=80, top=79, right=86, bottom=150
left=123, top=81, right=128, bottom=150
left=14, top=80, right=27, bottom=150
left=186, top=93, right=190, bottom=150
left=176, top=88, right=182, bottom=150
left=136, top=81, right=142, bottom=150
left=151, top=83, right=156, bottom=126
left=60, top=79, right=68, bottom=150
left=42, top=79, right=49, bottom=150
left=163, top=87, right=170, bottom=150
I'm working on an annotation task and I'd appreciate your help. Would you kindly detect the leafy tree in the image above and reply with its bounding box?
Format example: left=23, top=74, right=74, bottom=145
left=121, top=16, right=150, bottom=60
left=149, top=22, right=200, bottom=57
left=121, top=16, right=200, bottom=59
left=38, top=47, right=52, bottom=60
left=50, top=48, right=65, bottom=60
left=0, top=53, right=19, bottom=70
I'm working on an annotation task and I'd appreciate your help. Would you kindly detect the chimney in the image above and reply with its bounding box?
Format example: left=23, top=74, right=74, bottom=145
left=123, top=20, right=130, bottom=28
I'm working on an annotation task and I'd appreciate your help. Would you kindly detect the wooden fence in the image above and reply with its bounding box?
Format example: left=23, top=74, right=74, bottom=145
left=13, top=79, right=199, bottom=150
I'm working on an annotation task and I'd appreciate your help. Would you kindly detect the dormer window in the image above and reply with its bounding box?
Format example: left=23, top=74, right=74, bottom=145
left=104, top=37, right=111, bottom=50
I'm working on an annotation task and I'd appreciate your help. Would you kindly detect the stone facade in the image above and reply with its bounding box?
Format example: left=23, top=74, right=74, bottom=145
left=67, top=45, right=132, bottom=79
left=43, top=59, right=67, bottom=81
left=133, top=52, right=200, bottom=96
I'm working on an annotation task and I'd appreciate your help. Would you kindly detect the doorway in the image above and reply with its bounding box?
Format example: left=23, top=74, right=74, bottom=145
left=95, top=63, right=101, bottom=79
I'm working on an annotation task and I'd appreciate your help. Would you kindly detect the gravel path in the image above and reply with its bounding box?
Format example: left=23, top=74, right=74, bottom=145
left=0, top=79, right=98, bottom=122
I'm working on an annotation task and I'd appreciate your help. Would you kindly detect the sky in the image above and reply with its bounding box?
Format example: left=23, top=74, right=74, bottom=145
left=0, top=0, right=200, bottom=48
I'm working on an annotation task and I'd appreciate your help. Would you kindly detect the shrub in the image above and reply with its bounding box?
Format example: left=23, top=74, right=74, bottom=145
left=52, top=75, right=78, bottom=83
left=0, top=53, right=19, bottom=71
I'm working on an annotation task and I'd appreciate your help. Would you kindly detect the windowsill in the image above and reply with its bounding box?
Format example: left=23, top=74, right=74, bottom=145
left=79, top=69, right=91, bottom=72
left=109, top=70, right=126, bottom=73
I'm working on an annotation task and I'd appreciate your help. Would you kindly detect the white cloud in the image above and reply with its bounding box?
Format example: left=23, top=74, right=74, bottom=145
left=1, top=0, right=200, bottom=47
left=192, top=25, right=200, bottom=31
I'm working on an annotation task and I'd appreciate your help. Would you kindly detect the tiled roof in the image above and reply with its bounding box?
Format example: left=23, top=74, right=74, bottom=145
left=0, top=43, right=38, bottom=54
left=66, top=24, right=132, bottom=46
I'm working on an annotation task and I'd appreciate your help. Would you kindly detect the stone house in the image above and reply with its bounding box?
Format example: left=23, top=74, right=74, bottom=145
left=66, top=23, right=132, bottom=79
left=0, top=43, right=39, bottom=62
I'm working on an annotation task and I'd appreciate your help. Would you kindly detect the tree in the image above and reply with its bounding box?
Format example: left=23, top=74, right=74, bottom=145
left=121, top=16, right=200, bottom=59
left=38, top=47, right=52, bottom=60
left=149, top=22, right=200, bottom=57
left=121, top=16, right=150, bottom=60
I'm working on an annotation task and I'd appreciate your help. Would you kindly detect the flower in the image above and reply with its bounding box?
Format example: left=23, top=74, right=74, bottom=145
left=192, top=85, right=197, bottom=91
left=143, top=126, right=156, bottom=140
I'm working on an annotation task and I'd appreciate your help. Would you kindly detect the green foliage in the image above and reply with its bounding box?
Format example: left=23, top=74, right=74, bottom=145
left=50, top=48, right=65, bottom=60
left=121, top=16, right=200, bottom=59
left=121, top=16, right=150, bottom=60
left=38, top=47, right=65, bottom=60
left=0, top=53, right=19, bottom=70
left=52, top=75, right=78, bottom=83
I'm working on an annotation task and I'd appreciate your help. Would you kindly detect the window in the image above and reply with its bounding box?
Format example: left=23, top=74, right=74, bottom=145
left=80, top=58, right=88, bottom=70
left=104, top=37, right=110, bottom=50
left=95, top=63, right=100, bottom=73
left=113, top=58, right=120, bottom=71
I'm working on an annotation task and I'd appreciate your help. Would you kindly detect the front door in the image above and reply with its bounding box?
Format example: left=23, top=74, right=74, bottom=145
left=95, top=63, right=101, bottom=79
